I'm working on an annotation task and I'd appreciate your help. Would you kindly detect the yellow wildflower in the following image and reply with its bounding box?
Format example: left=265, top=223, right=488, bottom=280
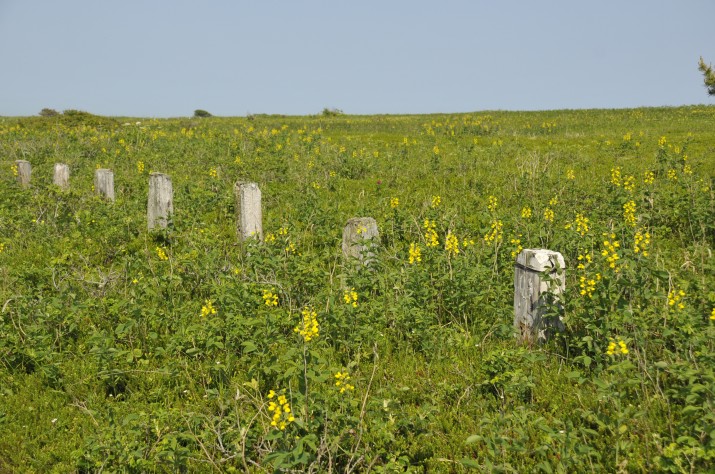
left=343, top=288, right=358, bottom=308
left=294, top=306, right=319, bottom=342
left=262, top=289, right=278, bottom=307
left=201, top=299, right=217, bottom=317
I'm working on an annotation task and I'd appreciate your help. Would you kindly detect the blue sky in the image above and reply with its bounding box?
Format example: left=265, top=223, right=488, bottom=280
left=1, top=0, right=713, bottom=117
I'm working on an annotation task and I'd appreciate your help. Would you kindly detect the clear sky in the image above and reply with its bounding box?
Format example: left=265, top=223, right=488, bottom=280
left=1, top=0, right=714, bottom=117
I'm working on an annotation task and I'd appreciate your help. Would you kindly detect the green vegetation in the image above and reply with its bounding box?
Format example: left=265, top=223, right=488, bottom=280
left=699, top=57, right=715, bottom=96
left=1, top=106, right=714, bottom=472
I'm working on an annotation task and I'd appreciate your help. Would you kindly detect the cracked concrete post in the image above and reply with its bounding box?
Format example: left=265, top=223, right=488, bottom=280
left=234, top=182, right=263, bottom=241
left=53, top=163, right=70, bottom=191
left=148, top=172, right=173, bottom=230
left=15, top=160, right=31, bottom=188
left=342, top=217, right=379, bottom=264
left=514, top=248, right=565, bottom=344
left=94, top=169, right=115, bottom=201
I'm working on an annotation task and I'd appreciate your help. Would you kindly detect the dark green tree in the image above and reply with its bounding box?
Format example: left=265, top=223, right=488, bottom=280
left=698, top=56, right=715, bottom=96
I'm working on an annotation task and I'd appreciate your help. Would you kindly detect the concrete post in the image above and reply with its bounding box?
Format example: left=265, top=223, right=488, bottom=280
left=94, top=169, right=115, bottom=201
left=514, top=248, right=565, bottom=344
left=15, top=160, right=31, bottom=188
left=53, top=163, right=70, bottom=191
left=342, top=217, right=379, bottom=264
left=234, top=181, right=263, bottom=241
left=148, top=172, right=173, bottom=230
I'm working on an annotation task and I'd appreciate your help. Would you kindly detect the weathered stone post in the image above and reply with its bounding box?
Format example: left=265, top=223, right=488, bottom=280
left=514, top=248, right=565, bottom=344
left=94, top=169, right=115, bottom=201
left=234, top=181, right=263, bottom=241
left=15, top=160, right=31, bottom=188
left=342, top=217, right=379, bottom=264
left=53, top=163, right=70, bottom=190
left=148, top=172, right=173, bottom=230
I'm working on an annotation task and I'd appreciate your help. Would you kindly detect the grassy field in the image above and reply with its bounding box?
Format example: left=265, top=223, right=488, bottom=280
left=0, top=106, right=714, bottom=472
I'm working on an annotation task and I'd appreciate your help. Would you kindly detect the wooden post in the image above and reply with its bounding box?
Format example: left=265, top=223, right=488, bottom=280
left=53, top=163, right=70, bottom=190
left=94, top=169, right=115, bottom=201
left=148, top=172, right=173, bottom=230
left=15, top=160, right=31, bottom=188
left=514, top=248, right=565, bottom=344
left=342, top=217, right=379, bottom=264
left=234, top=181, right=263, bottom=241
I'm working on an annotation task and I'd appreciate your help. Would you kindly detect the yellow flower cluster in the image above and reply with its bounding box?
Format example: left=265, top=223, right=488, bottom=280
left=566, top=169, right=575, bottom=180
left=579, top=274, right=601, bottom=298
left=267, top=390, right=295, bottom=430
left=445, top=232, right=460, bottom=256
left=201, top=299, right=216, bottom=317
left=278, top=227, right=288, bottom=236
left=543, top=208, right=554, bottom=223
left=285, top=242, right=297, bottom=254
left=343, top=288, right=358, bottom=307
left=565, top=213, right=590, bottom=236
left=601, top=233, right=620, bottom=271
left=658, top=136, right=667, bottom=148
left=156, top=247, right=168, bottom=261
left=633, top=230, right=650, bottom=256
left=390, top=197, right=399, bottom=209
left=510, top=236, right=523, bottom=258
left=11, top=164, right=18, bottom=176
left=667, top=169, right=678, bottom=181
left=483, top=220, right=503, bottom=244
left=710, top=308, right=715, bottom=321
left=423, top=219, right=439, bottom=247
left=334, top=372, right=355, bottom=394
left=408, top=243, right=422, bottom=264
left=606, top=339, right=629, bottom=356
left=549, top=196, right=559, bottom=206
left=0, top=242, right=4, bottom=254
left=137, top=161, right=145, bottom=174
left=521, top=207, right=532, bottom=219
left=643, top=170, right=655, bottom=185
left=610, top=167, right=622, bottom=187
left=262, top=289, right=278, bottom=307
left=208, top=167, right=218, bottom=178
left=294, top=306, right=319, bottom=342
left=623, top=200, right=637, bottom=227
left=433, top=145, right=440, bottom=155
left=264, top=232, right=276, bottom=243
left=576, top=253, right=592, bottom=270
left=487, top=195, right=498, bottom=213
left=623, top=175, right=636, bottom=193
left=668, top=288, right=685, bottom=311
left=431, top=195, right=441, bottom=208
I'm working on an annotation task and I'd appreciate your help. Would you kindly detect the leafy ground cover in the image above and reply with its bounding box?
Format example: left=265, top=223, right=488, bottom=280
left=0, top=106, right=714, bottom=472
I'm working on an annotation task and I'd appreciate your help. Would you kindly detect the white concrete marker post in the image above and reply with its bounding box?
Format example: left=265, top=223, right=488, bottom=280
left=234, top=182, right=263, bottom=241
left=148, top=172, right=173, bottom=230
left=514, top=248, right=566, bottom=344
left=53, top=163, right=70, bottom=191
left=94, top=169, right=115, bottom=201
left=342, top=217, right=379, bottom=264
left=15, top=160, right=31, bottom=188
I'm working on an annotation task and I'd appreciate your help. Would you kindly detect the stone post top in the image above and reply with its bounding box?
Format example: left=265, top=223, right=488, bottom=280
left=516, top=248, right=565, bottom=272
left=346, top=217, right=377, bottom=225
left=235, top=181, right=259, bottom=189
left=15, top=159, right=30, bottom=163
left=96, top=168, right=112, bottom=172
left=150, top=172, right=169, bottom=177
